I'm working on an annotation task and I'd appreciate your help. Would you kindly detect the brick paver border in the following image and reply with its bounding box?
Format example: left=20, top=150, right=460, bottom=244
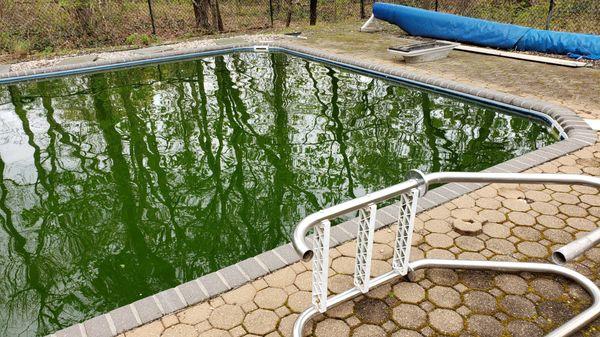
left=2, top=38, right=594, bottom=337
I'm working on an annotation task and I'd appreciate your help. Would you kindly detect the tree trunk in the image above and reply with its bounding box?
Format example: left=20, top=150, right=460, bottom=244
left=211, top=0, right=224, bottom=32
left=285, top=0, right=293, bottom=27
left=360, top=0, right=365, bottom=19
left=192, top=0, right=211, bottom=30
left=309, top=0, right=317, bottom=25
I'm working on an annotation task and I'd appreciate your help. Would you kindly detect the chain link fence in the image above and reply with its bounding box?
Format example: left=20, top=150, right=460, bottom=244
left=387, top=0, right=599, bottom=35
left=0, top=0, right=598, bottom=56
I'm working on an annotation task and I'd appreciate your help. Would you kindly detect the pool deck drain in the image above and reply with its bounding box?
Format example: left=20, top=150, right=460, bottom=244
left=2, top=29, right=599, bottom=337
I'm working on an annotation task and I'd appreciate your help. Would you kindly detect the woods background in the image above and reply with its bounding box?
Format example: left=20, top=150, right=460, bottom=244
left=0, top=0, right=598, bottom=57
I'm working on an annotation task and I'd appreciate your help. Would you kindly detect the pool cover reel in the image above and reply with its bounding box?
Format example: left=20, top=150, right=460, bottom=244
left=372, top=2, right=600, bottom=60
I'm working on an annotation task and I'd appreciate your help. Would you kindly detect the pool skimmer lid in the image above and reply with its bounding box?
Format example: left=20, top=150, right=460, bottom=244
left=389, top=40, right=460, bottom=63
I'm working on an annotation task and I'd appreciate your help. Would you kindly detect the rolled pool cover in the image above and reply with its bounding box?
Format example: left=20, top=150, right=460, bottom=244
left=372, top=2, right=600, bottom=60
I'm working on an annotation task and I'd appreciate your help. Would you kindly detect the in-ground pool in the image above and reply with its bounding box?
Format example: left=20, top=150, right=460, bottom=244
left=0, top=52, right=558, bottom=336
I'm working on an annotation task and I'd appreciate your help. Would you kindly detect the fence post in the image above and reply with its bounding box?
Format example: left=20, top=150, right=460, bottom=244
left=269, top=0, right=274, bottom=27
left=435, top=0, right=439, bottom=11
left=309, top=0, right=317, bottom=25
left=147, top=0, right=157, bottom=35
left=545, top=0, right=555, bottom=30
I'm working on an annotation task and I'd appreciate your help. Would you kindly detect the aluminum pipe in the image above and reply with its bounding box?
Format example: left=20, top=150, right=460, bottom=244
left=553, top=228, right=600, bottom=264
left=292, top=259, right=600, bottom=337
left=292, top=172, right=600, bottom=261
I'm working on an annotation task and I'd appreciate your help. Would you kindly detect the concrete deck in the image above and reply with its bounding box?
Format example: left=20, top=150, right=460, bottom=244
left=3, top=26, right=600, bottom=337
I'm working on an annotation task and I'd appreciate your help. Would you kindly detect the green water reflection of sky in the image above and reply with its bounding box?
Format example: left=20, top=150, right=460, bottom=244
left=0, top=52, right=556, bottom=336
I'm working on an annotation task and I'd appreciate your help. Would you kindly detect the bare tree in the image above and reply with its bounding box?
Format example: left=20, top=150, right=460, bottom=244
left=211, top=0, right=224, bottom=32
left=360, top=0, right=366, bottom=19
left=285, top=0, right=293, bottom=27
left=66, top=0, right=93, bottom=36
left=192, top=0, right=211, bottom=30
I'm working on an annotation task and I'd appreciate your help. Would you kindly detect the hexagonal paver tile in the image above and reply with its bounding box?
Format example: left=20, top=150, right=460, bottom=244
left=332, top=256, right=356, bottom=275
left=460, top=271, right=494, bottom=290
left=479, top=210, right=506, bottom=223
left=243, top=309, right=279, bottom=335
left=517, top=241, right=548, bottom=258
left=525, top=190, right=551, bottom=202
left=453, top=219, right=483, bottom=235
left=287, top=291, right=311, bottom=313
left=543, top=229, right=573, bottom=244
left=198, top=329, right=229, bottom=337
left=455, top=236, right=485, bottom=252
left=329, top=274, right=354, bottom=294
left=254, top=288, right=287, bottom=309
left=503, top=199, right=530, bottom=212
left=264, top=268, right=296, bottom=288
left=531, top=201, right=559, bottom=215
left=314, top=318, right=350, bottom=337
left=426, top=269, right=458, bottom=286
left=162, top=324, right=198, bottom=337
left=467, top=315, right=503, bottom=337
left=425, top=233, right=454, bottom=248
left=538, top=215, right=566, bottom=229
left=464, top=290, right=497, bottom=313
left=351, top=324, right=386, bottom=337
left=452, top=208, right=480, bottom=221
left=494, top=274, right=528, bottom=295
left=125, top=321, right=163, bottom=337
left=566, top=217, right=595, bottom=231
left=552, top=192, right=580, bottom=205
left=531, top=278, right=564, bottom=300
left=486, top=238, right=516, bottom=255
left=428, top=286, right=461, bottom=308
left=428, top=308, right=463, bottom=334
left=498, top=188, right=524, bottom=199
left=537, top=301, right=574, bottom=325
left=372, top=243, right=393, bottom=260
left=278, top=313, right=299, bottom=337
left=507, top=320, right=544, bottom=337
left=482, top=223, right=510, bottom=238
left=475, top=197, right=501, bottom=210
left=508, top=211, right=535, bottom=226
left=222, top=284, right=256, bottom=305
left=294, top=271, right=312, bottom=291
left=393, top=282, right=425, bottom=303
left=208, top=304, right=244, bottom=330
left=391, top=330, right=423, bottom=337
left=178, top=303, right=212, bottom=325
left=327, top=301, right=354, bottom=319
left=392, top=304, right=426, bottom=329
left=424, top=219, right=452, bottom=233
left=500, top=295, right=537, bottom=319
left=355, top=298, right=390, bottom=324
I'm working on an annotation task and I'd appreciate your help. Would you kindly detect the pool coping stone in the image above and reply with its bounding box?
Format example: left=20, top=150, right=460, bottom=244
left=10, top=38, right=594, bottom=337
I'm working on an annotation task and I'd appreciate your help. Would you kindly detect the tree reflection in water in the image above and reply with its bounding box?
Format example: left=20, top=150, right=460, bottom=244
left=0, top=52, right=556, bottom=336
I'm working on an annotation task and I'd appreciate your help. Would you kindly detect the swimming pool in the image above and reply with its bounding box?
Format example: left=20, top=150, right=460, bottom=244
left=0, top=51, right=558, bottom=336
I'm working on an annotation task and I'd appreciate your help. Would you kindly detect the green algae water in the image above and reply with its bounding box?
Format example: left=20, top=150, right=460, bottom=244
left=0, top=52, right=557, bottom=336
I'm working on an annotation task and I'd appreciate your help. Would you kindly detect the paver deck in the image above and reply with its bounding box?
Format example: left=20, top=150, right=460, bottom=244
left=115, top=28, right=600, bottom=337
left=3, top=25, right=599, bottom=337
left=119, top=139, right=600, bottom=337
left=290, top=25, right=600, bottom=120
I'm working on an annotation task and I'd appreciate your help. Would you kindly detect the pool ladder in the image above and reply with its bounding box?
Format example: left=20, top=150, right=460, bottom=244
left=292, top=170, right=600, bottom=337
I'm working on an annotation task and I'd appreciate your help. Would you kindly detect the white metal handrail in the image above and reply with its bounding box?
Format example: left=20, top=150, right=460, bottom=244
left=292, top=170, right=600, bottom=337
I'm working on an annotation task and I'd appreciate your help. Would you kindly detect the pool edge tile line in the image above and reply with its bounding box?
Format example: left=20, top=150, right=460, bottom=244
left=25, top=39, right=594, bottom=337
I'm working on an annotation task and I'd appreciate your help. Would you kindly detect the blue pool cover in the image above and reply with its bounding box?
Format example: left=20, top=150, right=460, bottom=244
left=373, top=2, right=600, bottom=60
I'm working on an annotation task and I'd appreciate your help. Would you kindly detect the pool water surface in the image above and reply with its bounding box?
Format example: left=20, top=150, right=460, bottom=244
left=0, top=52, right=557, bottom=336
